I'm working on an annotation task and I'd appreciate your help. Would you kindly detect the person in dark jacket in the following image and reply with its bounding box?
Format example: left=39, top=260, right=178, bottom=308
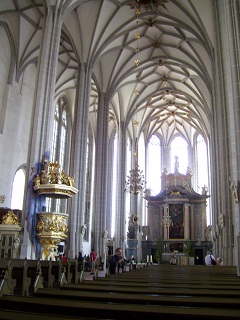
left=109, top=248, right=125, bottom=274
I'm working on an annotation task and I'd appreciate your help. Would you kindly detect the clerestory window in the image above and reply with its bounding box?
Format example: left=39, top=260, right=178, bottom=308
left=46, top=97, right=68, bottom=213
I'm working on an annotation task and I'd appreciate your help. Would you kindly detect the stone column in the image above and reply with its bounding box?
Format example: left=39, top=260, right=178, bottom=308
left=21, top=3, right=64, bottom=259
left=115, top=122, right=127, bottom=250
left=68, top=65, right=92, bottom=258
left=184, top=204, right=190, bottom=240
left=105, top=134, right=114, bottom=242
left=190, top=205, right=194, bottom=240
left=162, top=205, right=170, bottom=240
left=159, top=205, right=164, bottom=239
left=91, top=92, right=110, bottom=258
left=125, top=138, right=141, bottom=260
left=201, top=203, right=207, bottom=240
left=147, top=206, right=153, bottom=241
left=212, top=0, right=240, bottom=266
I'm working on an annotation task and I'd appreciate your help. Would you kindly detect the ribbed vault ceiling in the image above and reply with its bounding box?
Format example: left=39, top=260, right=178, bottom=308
left=0, top=0, right=214, bottom=145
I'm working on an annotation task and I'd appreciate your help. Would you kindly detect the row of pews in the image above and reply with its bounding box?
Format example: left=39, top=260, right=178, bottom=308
left=0, top=260, right=240, bottom=319
left=0, top=258, right=88, bottom=296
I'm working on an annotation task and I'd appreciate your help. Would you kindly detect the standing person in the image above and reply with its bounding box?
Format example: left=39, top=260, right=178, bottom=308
left=62, top=253, right=67, bottom=262
left=90, top=248, right=97, bottom=273
left=170, top=251, right=177, bottom=265
left=77, top=251, right=83, bottom=271
left=205, top=251, right=216, bottom=266
left=84, top=255, right=91, bottom=271
left=78, top=251, right=83, bottom=262
left=216, top=257, right=223, bottom=266
left=109, top=248, right=125, bottom=274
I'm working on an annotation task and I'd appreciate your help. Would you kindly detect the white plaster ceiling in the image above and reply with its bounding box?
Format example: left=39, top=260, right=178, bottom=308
left=0, top=0, right=214, bottom=146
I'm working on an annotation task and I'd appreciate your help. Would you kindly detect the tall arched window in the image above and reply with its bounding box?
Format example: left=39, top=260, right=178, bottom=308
left=148, top=135, right=161, bottom=195
left=47, top=97, right=68, bottom=213
left=196, top=134, right=208, bottom=189
left=123, top=137, right=131, bottom=238
left=11, top=167, right=26, bottom=210
left=51, top=97, right=67, bottom=164
left=111, top=134, right=118, bottom=238
left=171, top=136, right=188, bottom=173
left=83, top=135, right=93, bottom=242
left=196, top=134, right=210, bottom=224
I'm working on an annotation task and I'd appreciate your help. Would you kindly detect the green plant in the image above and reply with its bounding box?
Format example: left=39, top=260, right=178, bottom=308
left=184, top=239, right=194, bottom=256
left=154, top=238, right=162, bottom=263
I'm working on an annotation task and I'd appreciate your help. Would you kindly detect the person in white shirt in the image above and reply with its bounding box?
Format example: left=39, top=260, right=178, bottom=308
left=205, top=251, right=216, bottom=266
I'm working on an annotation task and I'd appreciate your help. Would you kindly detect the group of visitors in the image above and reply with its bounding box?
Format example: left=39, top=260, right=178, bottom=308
left=58, top=249, right=222, bottom=270
left=77, top=249, right=97, bottom=273
left=56, top=253, right=68, bottom=262
left=205, top=251, right=223, bottom=266
left=77, top=247, right=126, bottom=274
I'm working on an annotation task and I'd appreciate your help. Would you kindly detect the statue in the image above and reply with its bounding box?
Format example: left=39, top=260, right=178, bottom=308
left=144, top=188, right=152, bottom=197
left=219, top=213, right=224, bottom=229
left=186, top=166, right=193, bottom=175
left=162, top=166, right=168, bottom=175
left=202, top=185, right=208, bottom=195
left=13, top=237, right=20, bottom=258
left=229, top=177, right=239, bottom=203
left=174, top=155, right=179, bottom=173
left=183, top=181, right=191, bottom=192
left=42, top=247, right=56, bottom=261
left=2, top=211, right=19, bottom=225
left=34, top=174, right=41, bottom=186
left=205, top=225, right=213, bottom=241
left=0, top=194, right=5, bottom=204
left=215, top=224, right=219, bottom=237
left=103, top=231, right=108, bottom=239
left=81, top=224, right=87, bottom=235
left=142, top=226, right=149, bottom=237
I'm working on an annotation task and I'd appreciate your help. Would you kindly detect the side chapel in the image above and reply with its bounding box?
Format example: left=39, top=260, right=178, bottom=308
left=143, top=158, right=211, bottom=265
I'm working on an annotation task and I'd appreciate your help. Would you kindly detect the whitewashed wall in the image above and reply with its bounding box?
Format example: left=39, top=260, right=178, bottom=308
left=0, top=27, right=37, bottom=208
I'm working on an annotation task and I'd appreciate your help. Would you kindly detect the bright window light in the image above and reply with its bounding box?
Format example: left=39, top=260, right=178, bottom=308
left=11, top=168, right=25, bottom=210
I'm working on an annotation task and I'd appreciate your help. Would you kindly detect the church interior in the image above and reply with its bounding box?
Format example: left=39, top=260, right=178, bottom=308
left=1, top=0, right=240, bottom=318
left=0, top=0, right=240, bottom=291
left=0, top=0, right=240, bottom=272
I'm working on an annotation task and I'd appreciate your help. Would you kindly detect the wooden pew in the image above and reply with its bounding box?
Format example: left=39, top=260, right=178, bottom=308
left=11, top=259, right=43, bottom=296
left=0, top=258, right=68, bottom=295
left=38, top=260, right=55, bottom=289
left=0, top=264, right=239, bottom=319
left=66, top=259, right=82, bottom=284
left=0, top=259, right=16, bottom=296
left=50, top=260, right=62, bottom=287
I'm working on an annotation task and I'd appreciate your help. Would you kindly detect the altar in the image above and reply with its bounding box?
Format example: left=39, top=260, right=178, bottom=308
left=143, top=163, right=212, bottom=265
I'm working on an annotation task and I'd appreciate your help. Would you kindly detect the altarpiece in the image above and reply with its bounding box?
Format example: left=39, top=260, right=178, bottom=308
left=143, top=164, right=212, bottom=264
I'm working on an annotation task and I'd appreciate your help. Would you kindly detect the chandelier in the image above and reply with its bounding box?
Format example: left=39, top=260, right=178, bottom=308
left=124, top=139, right=146, bottom=195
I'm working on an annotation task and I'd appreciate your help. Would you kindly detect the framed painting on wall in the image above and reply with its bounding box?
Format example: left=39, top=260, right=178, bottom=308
left=169, top=204, right=184, bottom=239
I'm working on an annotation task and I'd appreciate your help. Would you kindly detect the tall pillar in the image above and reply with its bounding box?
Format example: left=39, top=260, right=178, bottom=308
left=92, top=92, right=110, bottom=258
left=159, top=205, right=164, bottom=239
left=106, top=134, right=114, bottom=242
left=115, top=122, right=127, bottom=250
left=190, top=205, right=194, bottom=240
left=201, top=203, right=207, bottom=240
left=184, top=204, right=190, bottom=240
left=69, top=65, right=92, bottom=258
left=162, top=205, right=170, bottom=240
left=212, top=0, right=240, bottom=266
left=21, top=3, right=64, bottom=259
